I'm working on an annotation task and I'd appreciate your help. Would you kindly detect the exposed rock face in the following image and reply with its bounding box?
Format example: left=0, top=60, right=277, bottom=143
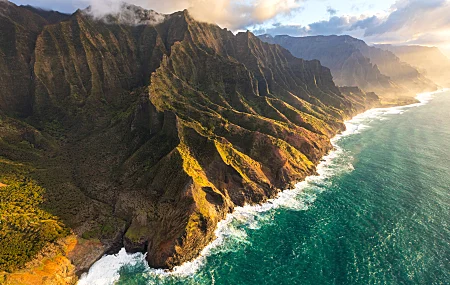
left=375, top=44, right=450, bottom=88
left=0, top=1, right=382, bottom=278
left=259, top=35, right=437, bottom=97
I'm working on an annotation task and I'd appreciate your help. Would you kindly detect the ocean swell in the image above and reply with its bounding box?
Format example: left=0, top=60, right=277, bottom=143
left=78, top=89, right=446, bottom=284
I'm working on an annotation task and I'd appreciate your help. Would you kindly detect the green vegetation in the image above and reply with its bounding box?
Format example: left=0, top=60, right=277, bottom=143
left=0, top=161, right=69, bottom=272
left=0, top=2, right=389, bottom=275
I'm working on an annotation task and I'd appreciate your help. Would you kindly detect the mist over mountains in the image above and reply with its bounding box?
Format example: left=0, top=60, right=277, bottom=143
left=375, top=44, right=450, bottom=87
left=259, top=34, right=438, bottom=98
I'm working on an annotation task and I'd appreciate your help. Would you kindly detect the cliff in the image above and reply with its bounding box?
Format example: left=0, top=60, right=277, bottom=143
left=259, top=35, right=437, bottom=98
left=0, top=2, right=382, bottom=282
left=338, top=87, right=380, bottom=112
left=375, top=44, right=450, bottom=88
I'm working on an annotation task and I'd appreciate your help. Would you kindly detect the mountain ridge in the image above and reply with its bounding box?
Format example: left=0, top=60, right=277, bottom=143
left=259, top=34, right=437, bottom=98
left=375, top=44, right=450, bottom=87
left=0, top=2, right=400, bottom=283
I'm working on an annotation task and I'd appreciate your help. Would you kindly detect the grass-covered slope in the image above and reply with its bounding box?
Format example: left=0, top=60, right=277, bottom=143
left=0, top=2, right=381, bottom=276
left=0, top=115, right=67, bottom=273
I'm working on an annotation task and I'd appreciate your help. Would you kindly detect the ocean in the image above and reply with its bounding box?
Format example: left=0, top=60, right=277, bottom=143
left=79, top=90, right=450, bottom=285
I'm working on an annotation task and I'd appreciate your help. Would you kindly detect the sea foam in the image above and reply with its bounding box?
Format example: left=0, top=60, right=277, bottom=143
left=78, top=248, right=144, bottom=285
left=78, top=89, right=447, bottom=284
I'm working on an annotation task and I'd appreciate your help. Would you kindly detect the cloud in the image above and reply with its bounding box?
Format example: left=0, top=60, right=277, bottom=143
left=404, top=32, right=450, bottom=45
left=254, top=15, right=366, bottom=36
left=350, top=16, right=380, bottom=31
left=253, top=23, right=306, bottom=36
left=363, top=0, right=450, bottom=37
left=188, top=0, right=303, bottom=30
left=308, top=16, right=359, bottom=35
left=9, top=0, right=80, bottom=13
left=78, top=0, right=187, bottom=17
left=83, top=3, right=167, bottom=25
left=14, top=0, right=302, bottom=30
left=78, top=0, right=302, bottom=30
left=326, top=6, right=337, bottom=16
left=254, top=0, right=450, bottom=49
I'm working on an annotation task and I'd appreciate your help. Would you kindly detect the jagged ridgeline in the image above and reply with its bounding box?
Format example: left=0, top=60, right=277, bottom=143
left=375, top=44, right=450, bottom=88
left=259, top=35, right=437, bottom=98
left=0, top=2, right=379, bottom=275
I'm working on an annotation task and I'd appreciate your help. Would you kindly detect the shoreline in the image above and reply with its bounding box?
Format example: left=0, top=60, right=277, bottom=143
left=78, top=89, right=447, bottom=284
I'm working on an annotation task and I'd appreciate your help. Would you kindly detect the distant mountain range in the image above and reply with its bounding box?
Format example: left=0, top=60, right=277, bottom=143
left=259, top=35, right=438, bottom=97
left=21, top=5, right=71, bottom=23
left=0, top=2, right=382, bottom=283
left=376, top=44, right=450, bottom=87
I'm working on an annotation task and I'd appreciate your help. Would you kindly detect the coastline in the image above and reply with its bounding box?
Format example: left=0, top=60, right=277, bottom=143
left=77, top=88, right=448, bottom=284
left=0, top=2, right=446, bottom=283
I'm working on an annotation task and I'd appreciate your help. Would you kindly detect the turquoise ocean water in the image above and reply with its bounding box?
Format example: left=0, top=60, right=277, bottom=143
left=79, top=90, right=450, bottom=285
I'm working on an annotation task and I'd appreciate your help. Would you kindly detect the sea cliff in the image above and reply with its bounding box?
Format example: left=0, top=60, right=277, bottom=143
left=0, top=2, right=403, bottom=284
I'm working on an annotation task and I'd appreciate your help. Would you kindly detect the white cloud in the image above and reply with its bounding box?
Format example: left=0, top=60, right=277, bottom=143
left=80, top=0, right=302, bottom=30
left=254, top=0, right=450, bottom=52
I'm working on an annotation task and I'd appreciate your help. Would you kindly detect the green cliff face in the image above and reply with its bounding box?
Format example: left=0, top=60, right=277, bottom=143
left=0, top=2, right=380, bottom=274
left=0, top=1, right=48, bottom=116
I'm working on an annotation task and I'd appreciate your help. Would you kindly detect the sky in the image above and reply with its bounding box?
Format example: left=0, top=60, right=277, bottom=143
left=9, top=0, right=450, bottom=56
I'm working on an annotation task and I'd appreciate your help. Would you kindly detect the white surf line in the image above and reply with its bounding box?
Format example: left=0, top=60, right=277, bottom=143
left=78, top=89, right=448, bottom=284
left=341, top=88, right=448, bottom=137
left=78, top=248, right=143, bottom=285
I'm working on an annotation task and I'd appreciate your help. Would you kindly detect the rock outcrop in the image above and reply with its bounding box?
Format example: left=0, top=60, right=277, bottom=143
left=0, top=2, right=384, bottom=281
